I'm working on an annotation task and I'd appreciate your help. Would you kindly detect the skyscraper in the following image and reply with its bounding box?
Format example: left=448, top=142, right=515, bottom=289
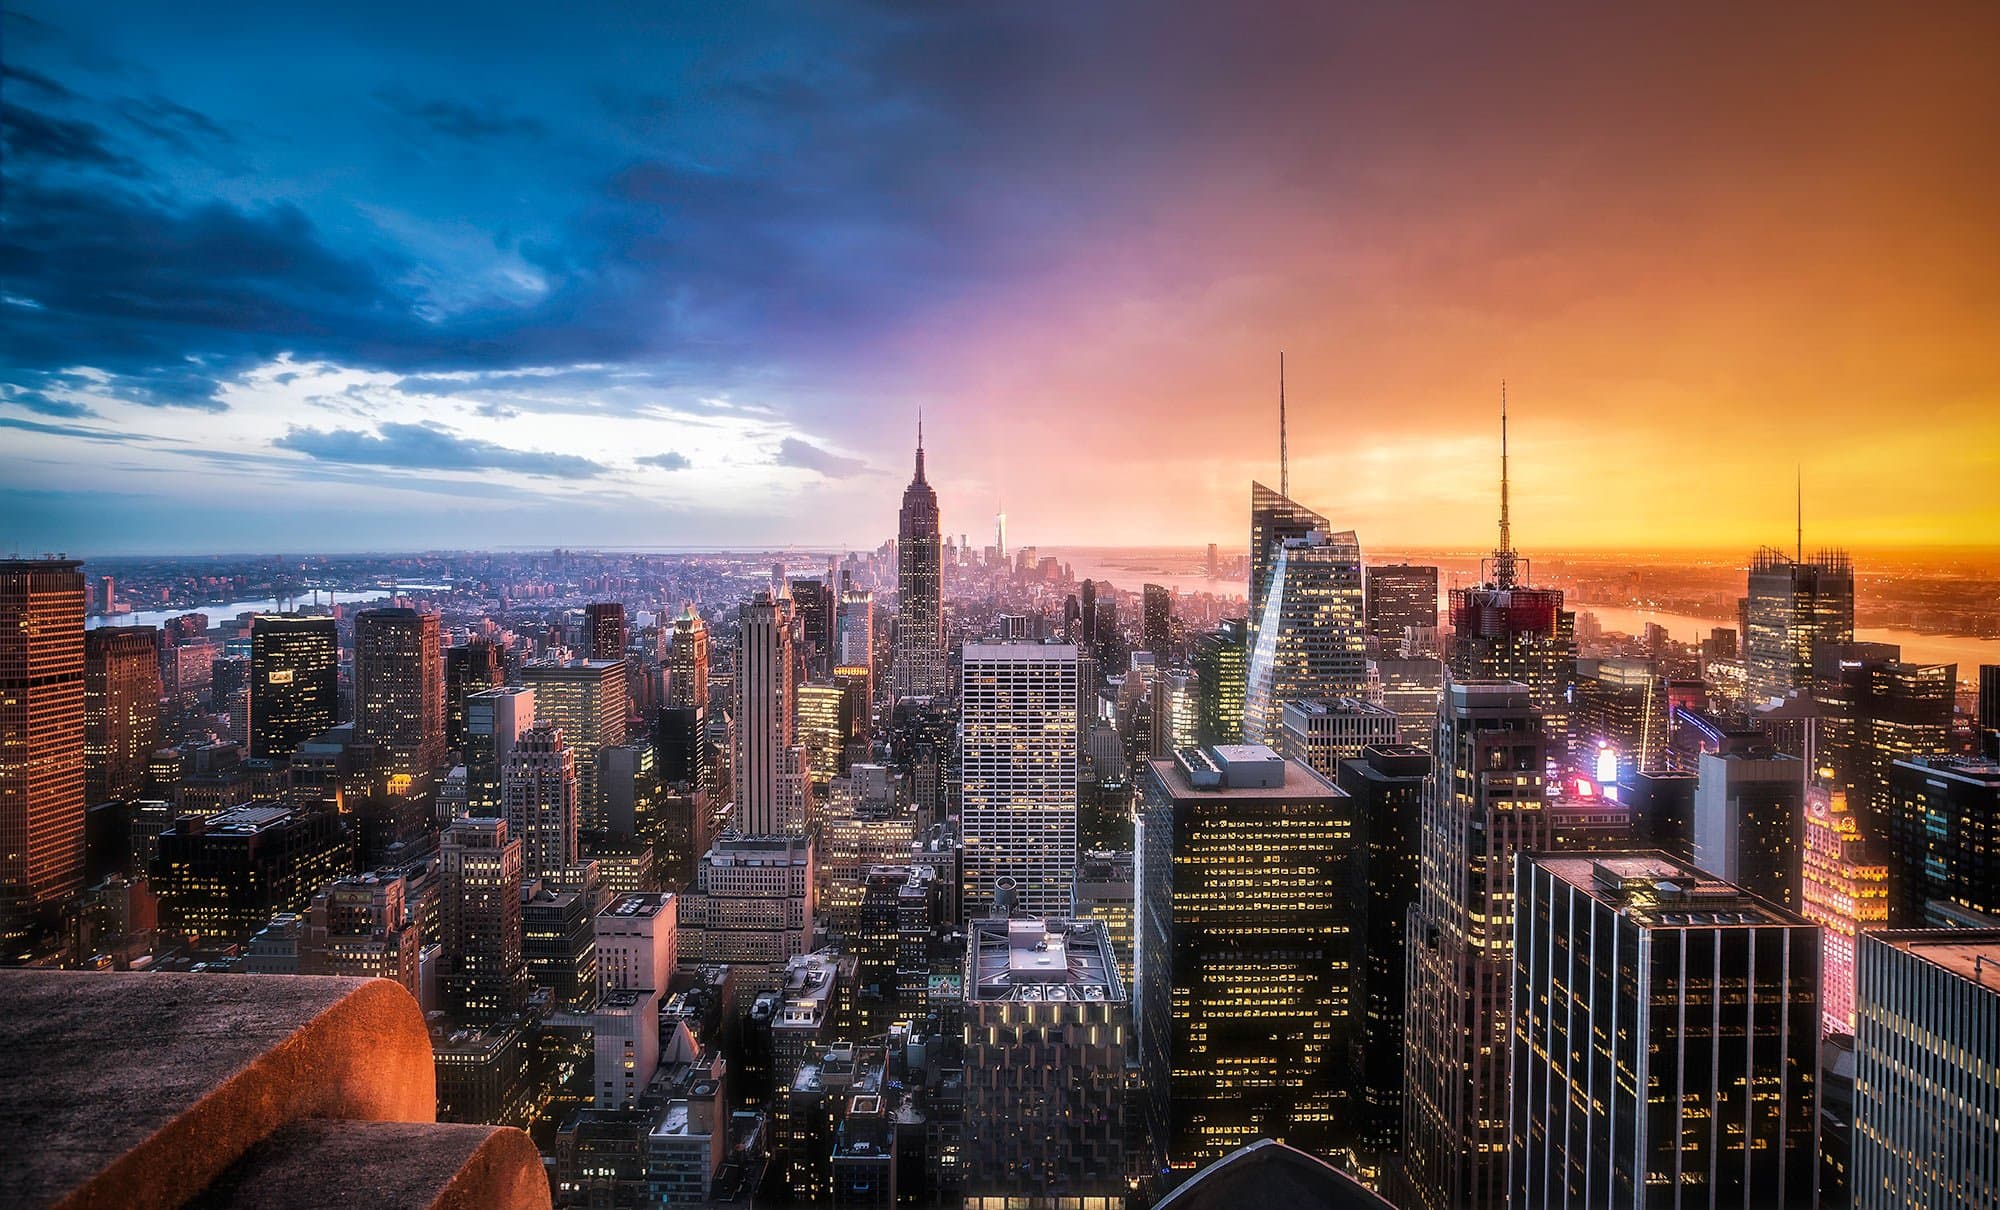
left=1815, top=645, right=1955, bottom=826
left=1853, top=929, right=2000, bottom=1210
left=893, top=425, right=946, bottom=700
left=958, top=642, right=1080, bottom=920
left=789, top=579, right=835, bottom=679
left=1743, top=546, right=1855, bottom=706
left=1192, top=619, right=1247, bottom=747
left=1883, top=755, right=2000, bottom=926
left=1979, top=664, right=2000, bottom=758
left=1277, top=696, right=1401, bottom=777
left=1444, top=393, right=1575, bottom=760
left=521, top=658, right=627, bottom=832
left=444, top=637, right=504, bottom=754
left=83, top=625, right=162, bottom=805
left=735, top=589, right=810, bottom=836
left=667, top=604, right=710, bottom=713
left=502, top=723, right=579, bottom=878
left=1802, top=789, right=1888, bottom=1035
left=0, top=558, right=87, bottom=929
left=1692, top=731, right=1805, bottom=910
left=441, top=813, right=529, bottom=1024
left=1509, top=853, right=1821, bottom=1209
left=465, top=686, right=534, bottom=818
left=249, top=615, right=337, bottom=762
left=1335, top=743, right=1430, bottom=1157
left=836, top=589, right=874, bottom=687
left=1244, top=516, right=1366, bottom=744
left=1402, top=679, right=1550, bottom=1210
left=300, top=870, right=421, bottom=998
left=960, top=917, right=1129, bottom=1203
left=584, top=601, right=626, bottom=661
left=1364, top=564, right=1439, bottom=645
left=1138, top=743, right=1359, bottom=1171
left=352, top=607, right=444, bottom=783
left=1142, top=583, right=1172, bottom=662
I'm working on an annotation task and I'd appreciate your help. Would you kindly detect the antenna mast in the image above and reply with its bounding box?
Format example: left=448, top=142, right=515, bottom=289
left=1492, top=381, right=1519, bottom=589
left=1279, top=351, right=1288, bottom=500
left=1795, top=466, right=1802, bottom=562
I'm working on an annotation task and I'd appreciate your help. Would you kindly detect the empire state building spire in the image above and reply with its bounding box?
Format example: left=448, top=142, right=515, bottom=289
left=894, top=414, right=946, bottom=699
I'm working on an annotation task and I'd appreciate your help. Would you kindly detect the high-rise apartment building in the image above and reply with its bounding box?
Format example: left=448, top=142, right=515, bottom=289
left=521, top=658, right=627, bottom=832
left=1743, top=546, right=1855, bottom=707
left=1402, top=679, right=1550, bottom=1210
left=1883, top=755, right=2000, bottom=926
left=666, top=604, right=710, bottom=713
left=735, top=590, right=810, bottom=836
left=585, top=601, right=626, bottom=661
left=1803, top=789, right=1889, bottom=1035
left=1192, top=620, right=1247, bottom=748
left=249, top=615, right=338, bottom=762
left=1693, top=731, right=1805, bottom=911
left=1138, top=743, right=1358, bottom=1172
left=465, top=686, right=534, bottom=818
left=352, top=607, right=444, bottom=783
left=1277, top=696, right=1401, bottom=777
left=1335, top=743, right=1430, bottom=1157
left=84, top=625, right=161, bottom=805
left=893, top=430, right=946, bottom=699
left=960, top=917, right=1130, bottom=1204
left=1365, top=564, right=1439, bottom=645
left=1509, top=854, right=1821, bottom=1209
left=1244, top=517, right=1366, bottom=744
left=440, top=814, right=528, bottom=1023
left=443, top=637, right=503, bottom=754
left=958, top=642, right=1079, bottom=920
left=837, top=589, right=875, bottom=691
left=1853, top=929, right=2000, bottom=1210
left=502, top=723, right=579, bottom=878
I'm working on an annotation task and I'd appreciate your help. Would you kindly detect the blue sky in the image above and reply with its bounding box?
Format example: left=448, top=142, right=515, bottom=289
left=4, top=3, right=1997, bottom=555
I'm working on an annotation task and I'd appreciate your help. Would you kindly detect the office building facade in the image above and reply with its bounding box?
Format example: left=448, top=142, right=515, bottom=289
left=893, top=433, right=947, bottom=699
left=249, top=615, right=338, bottom=762
left=958, top=642, right=1080, bottom=921
left=352, top=607, right=444, bottom=783
left=83, top=625, right=162, bottom=806
left=1510, top=854, right=1821, bottom=1209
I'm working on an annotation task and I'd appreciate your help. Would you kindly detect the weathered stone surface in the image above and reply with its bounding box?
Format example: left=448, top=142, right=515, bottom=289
left=189, top=1120, right=551, bottom=1210
left=0, top=971, right=435, bottom=1210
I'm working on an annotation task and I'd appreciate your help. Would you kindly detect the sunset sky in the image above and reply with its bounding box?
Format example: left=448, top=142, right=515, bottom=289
left=3, top=2, right=1996, bottom=555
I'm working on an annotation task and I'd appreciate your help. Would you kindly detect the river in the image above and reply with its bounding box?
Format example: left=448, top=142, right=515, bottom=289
left=88, top=589, right=398, bottom=631
left=1575, top=603, right=2000, bottom=677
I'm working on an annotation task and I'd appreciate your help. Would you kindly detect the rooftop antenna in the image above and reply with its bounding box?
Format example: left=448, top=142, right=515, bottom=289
left=914, top=407, right=926, bottom=482
left=1795, top=465, right=1803, bottom=562
left=1279, top=351, right=1288, bottom=500
left=1492, top=381, right=1519, bottom=590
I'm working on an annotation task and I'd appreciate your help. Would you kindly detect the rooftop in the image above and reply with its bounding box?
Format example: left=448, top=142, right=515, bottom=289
left=967, top=917, right=1123, bottom=1004
left=1881, top=929, right=2000, bottom=990
left=598, top=891, right=672, bottom=920
left=1532, top=852, right=1808, bottom=928
left=1154, top=747, right=1340, bottom=800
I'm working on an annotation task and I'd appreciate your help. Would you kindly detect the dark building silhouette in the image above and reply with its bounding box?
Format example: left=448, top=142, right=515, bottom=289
left=249, top=616, right=338, bottom=762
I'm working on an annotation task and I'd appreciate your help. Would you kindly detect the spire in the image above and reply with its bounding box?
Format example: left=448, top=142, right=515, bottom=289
left=1795, top=464, right=1803, bottom=562
left=914, top=408, right=927, bottom=483
left=1278, top=351, right=1288, bottom=501
left=1492, top=381, right=1519, bottom=589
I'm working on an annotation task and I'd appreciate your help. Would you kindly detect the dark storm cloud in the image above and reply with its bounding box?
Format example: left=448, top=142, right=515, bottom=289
left=773, top=437, right=866, bottom=479
left=112, top=95, right=238, bottom=155
left=1, top=64, right=75, bottom=100
left=636, top=451, right=692, bottom=470
left=273, top=421, right=608, bottom=478
left=0, top=102, right=141, bottom=173
left=374, top=90, right=546, bottom=140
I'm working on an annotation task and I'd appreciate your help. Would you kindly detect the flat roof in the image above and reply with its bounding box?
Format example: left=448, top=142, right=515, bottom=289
left=1147, top=756, right=1340, bottom=801
left=599, top=892, right=672, bottom=920
left=1883, top=931, right=2000, bottom=990
left=1530, top=851, right=1808, bottom=927
left=967, top=917, right=1123, bottom=1003
left=961, top=641, right=1078, bottom=662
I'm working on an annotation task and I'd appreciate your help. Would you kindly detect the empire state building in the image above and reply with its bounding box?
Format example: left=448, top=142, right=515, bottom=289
left=893, top=424, right=947, bottom=698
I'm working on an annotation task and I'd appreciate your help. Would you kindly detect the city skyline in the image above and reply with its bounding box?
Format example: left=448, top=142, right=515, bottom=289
left=6, top=3, right=2000, bottom=555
